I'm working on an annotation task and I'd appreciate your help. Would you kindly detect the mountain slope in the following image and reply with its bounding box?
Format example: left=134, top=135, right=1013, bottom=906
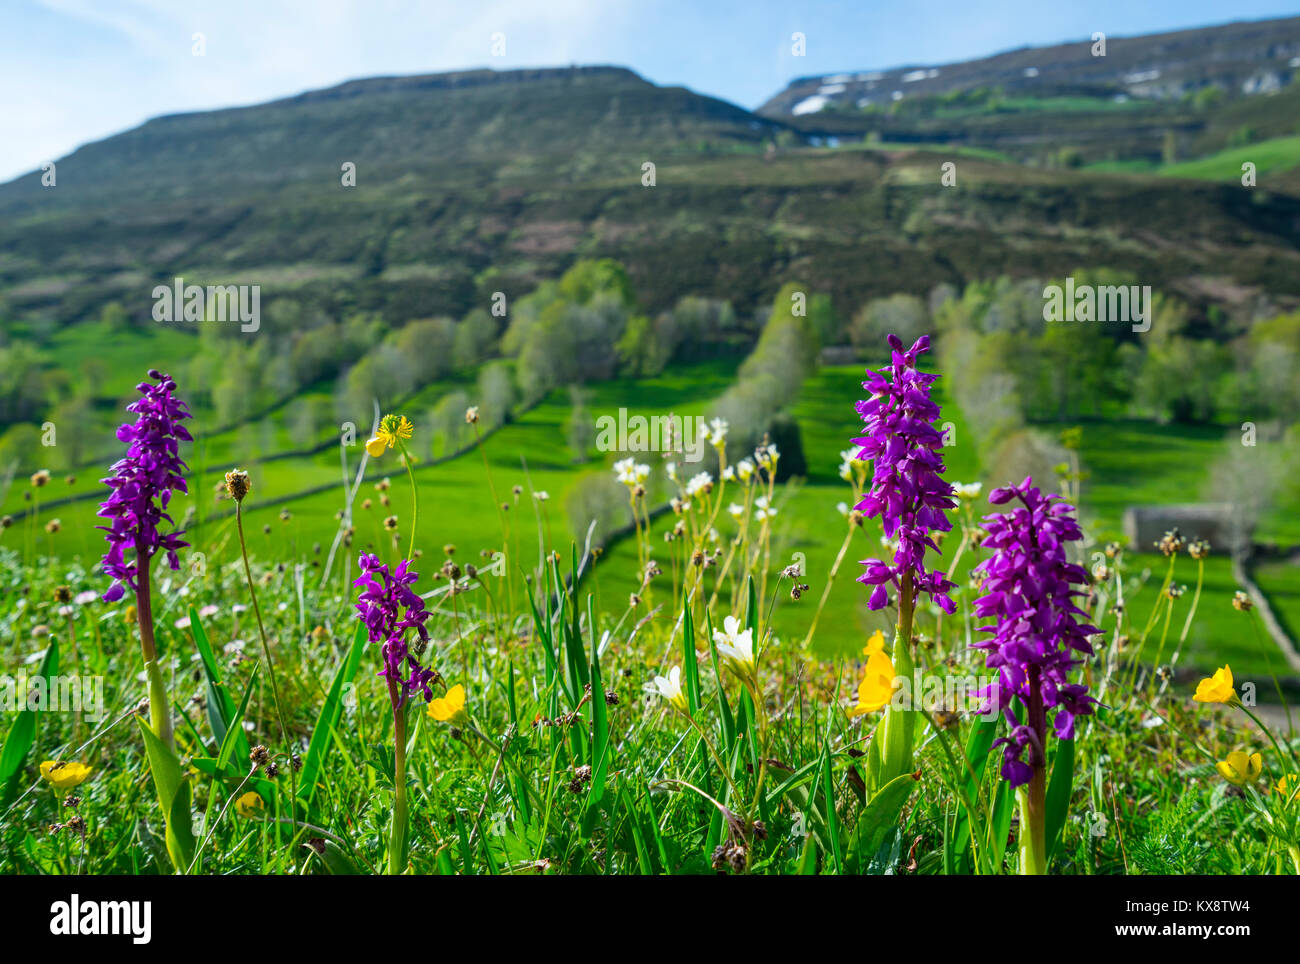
left=761, top=16, right=1300, bottom=115
left=0, top=66, right=780, bottom=212
left=758, top=17, right=1300, bottom=168
left=1, top=63, right=1298, bottom=336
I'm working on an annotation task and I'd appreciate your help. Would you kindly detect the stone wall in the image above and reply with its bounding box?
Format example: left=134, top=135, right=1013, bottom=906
left=1122, top=503, right=1241, bottom=553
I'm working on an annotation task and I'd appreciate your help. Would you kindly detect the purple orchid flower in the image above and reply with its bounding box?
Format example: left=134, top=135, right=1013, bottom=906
left=854, top=334, right=957, bottom=613
left=97, top=370, right=192, bottom=602
left=354, top=552, right=435, bottom=705
left=971, top=476, right=1098, bottom=787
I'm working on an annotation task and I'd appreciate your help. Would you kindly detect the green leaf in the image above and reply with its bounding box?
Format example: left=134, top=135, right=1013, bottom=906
left=584, top=596, right=609, bottom=824
left=0, top=638, right=58, bottom=807
left=188, top=605, right=248, bottom=761
left=681, top=598, right=701, bottom=714
left=817, top=742, right=844, bottom=873
left=298, top=622, right=365, bottom=802
left=556, top=555, right=589, bottom=696
left=853, top=771, right=917, bottom=866
left=949, top=716, right=998, bottom=866
left=304, top=838, right=362, bottom=875
left=136, top=716, right=196, bottom=873
left=618, top=788, right=654, bottom=874
left=745, top=575, right=758, bottom=637
left=703, top=610, right=735, bottom=750
left=989, top=779, right=1015, bottom=871
left=216, top=663, right=260, bottom=774
left=527, top=585, right=561, bottom=695
left=1045, top=736, right=1075, bottom=861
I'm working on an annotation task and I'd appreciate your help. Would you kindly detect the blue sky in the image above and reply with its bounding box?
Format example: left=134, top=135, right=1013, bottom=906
left=2, top=0, right=1297, bottom=182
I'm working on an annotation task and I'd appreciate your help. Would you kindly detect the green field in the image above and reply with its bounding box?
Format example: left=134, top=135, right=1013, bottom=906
left=8, top=356, right=1296, bottom=679
left=1159, top=136, right=1300, bottom=182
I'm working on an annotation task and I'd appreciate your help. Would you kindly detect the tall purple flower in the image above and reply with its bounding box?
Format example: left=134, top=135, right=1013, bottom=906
left=971, top=477, right=1098, bottom=787
left=354, top=553, right=435, bottom=705
left=98, top=370, right=192, bottom=603
left=853, top=334, right=956, bottom=613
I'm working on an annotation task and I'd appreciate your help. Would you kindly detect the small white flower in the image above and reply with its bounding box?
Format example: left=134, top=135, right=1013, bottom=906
left=685, top=472, right=713, bottom=497
left=707, top=417, right=728, bottom=446
left=722, top=465, right=735, bottom=482
left=736, top=459, right=755, bottom=482
left=614, top=458, right=650, bottom=487
left=754, top=495, right=777, bottom=521
left=727, top=502, right=744, bottom=519
left=666, top=462, right=679, bottom=482
left=954, top=482, right=983, bottom=501
left=653, top=665, right=688, bottom=711
left=838, top=447, right=862, bottom=481
left=533, top=491, right=549, bottom=502
left=836, top=501, right=849, bottom=517
left=713, top=615, right=755, bottom=669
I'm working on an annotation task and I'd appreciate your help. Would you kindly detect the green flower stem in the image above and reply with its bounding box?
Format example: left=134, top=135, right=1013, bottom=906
left=1148, top=585, right=1177, bottom=689
left=1235, top=699, right=1299, bottom=771
left=1018, top=669, right=1049, bottom=875
left=801, top=521, right=856, bottom=651
left=1125, top=555, right=1176, bottom=695
left=134, top=547, right=173, bottom=748
left=471, top=423, right=512, bottom=618
left=684, top=711, right=747, bottom=820
left=395, top=439, right=419, bottom=561
left=388, top=677, right=409, bottom=875
left=1017, top=775, right=1048, bottom=875
left=880, top=571, right=917, bottom=784
left=235, top=500, right=298, bottom=813
left=143, top=659, right=171, bottom=748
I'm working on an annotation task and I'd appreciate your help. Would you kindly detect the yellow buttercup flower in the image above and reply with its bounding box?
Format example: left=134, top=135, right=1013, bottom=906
left=39, top=761, right=92, bottom=790
left=235, top=791, right=264, bottom=818
left=365, top=414, right=414, bottom=458
left=428, top=683, right=468, bottom=726
left=1215, top=750, right=1262, bottom=786
left=1273, top=774, right=1299, bottom=806
left=1194, top=664, right=1235, bottom=704
left=850, top=635, right=896, bottom=717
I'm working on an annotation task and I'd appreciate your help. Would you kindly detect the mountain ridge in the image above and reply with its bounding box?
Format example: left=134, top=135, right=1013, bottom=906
left=760, top=15, right=1300, bottom=116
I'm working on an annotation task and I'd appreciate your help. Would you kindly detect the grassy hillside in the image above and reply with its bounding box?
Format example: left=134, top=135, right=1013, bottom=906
left=3, top=65, right=1299, bottom=342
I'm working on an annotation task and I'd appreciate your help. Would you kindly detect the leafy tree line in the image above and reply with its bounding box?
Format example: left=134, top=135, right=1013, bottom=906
left=847, top=272, right=1300, bottom=537
left=846, top=270, right=1300, bottom=430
